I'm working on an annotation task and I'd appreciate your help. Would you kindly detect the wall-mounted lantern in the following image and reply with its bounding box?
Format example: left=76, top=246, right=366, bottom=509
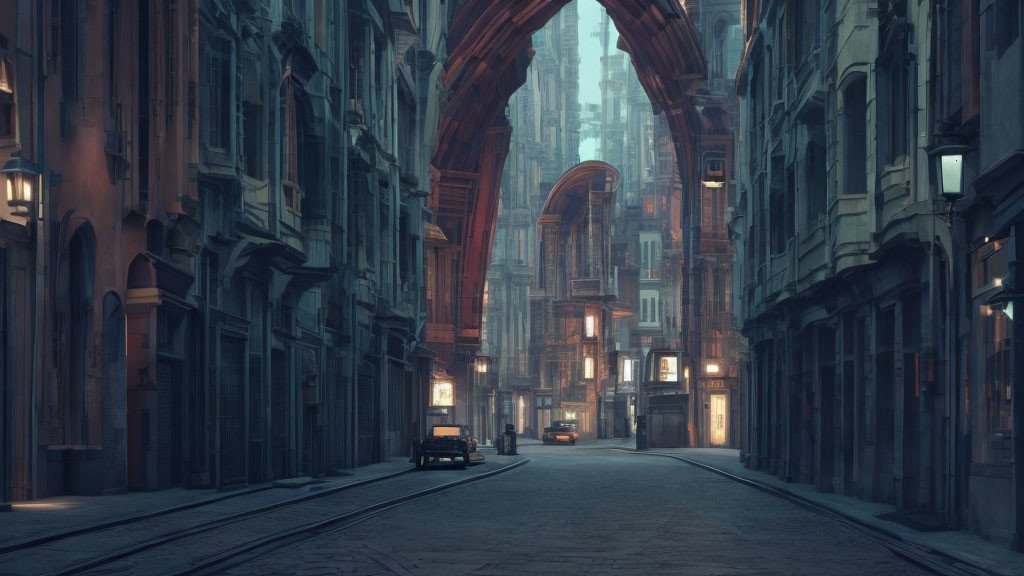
left=3, top=156, right=37, bottom=215
left=927, top=142, right=971, bottom=226
left=475, top=355, right=490, bottom=374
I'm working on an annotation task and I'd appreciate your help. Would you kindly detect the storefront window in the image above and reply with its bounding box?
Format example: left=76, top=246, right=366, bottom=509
left=972, top=237, right=1013, bottom=464
left=981, top=308, right=1012, bottom=464
left=431, top=379, right=454, bottom=406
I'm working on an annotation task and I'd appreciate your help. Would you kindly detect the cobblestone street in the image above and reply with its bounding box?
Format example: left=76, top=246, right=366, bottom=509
left=222, top=445, right=929, bottom=576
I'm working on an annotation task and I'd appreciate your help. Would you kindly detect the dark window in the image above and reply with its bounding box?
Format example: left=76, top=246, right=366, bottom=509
left=940, top=0, right=963, bottom=121
left=785, top=165, right=795, bottom=239
left=879, top=2, right=910, bottom=163
left=0, top=58, right=12, bottom=138
left=61, top=0, right=82, bottom=102
left=713, top=270, right=723, bottom=312
left=243, top=102, right=262, bottom=177
left=209, top=38, right=232, bottom=150
left=843, top=78, right=867, bottom=195
left=994, top=0, right=1020, bottom=57
left=769, top=157, right=789, bottom=254
left=805, top=141, right=827, bottom=222
left=164, top=0, right=178, bottom=128
left=883, top=62, right=908, bottom=162
left=105, top=0, right=119, bottom=118
left=59, top=0, right=84, bottom=138
left=241, top=54, right=263, bottom=178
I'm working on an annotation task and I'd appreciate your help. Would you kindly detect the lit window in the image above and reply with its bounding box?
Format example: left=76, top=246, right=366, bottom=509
left=431, top=379, right=454, bottom=406
left=0, top=58, right=11, bottom=94
left=585, top=314, right=596, bottom=338
left=706, top=363, right=721, bottom=374
left=622, top=358, right=633, bottom=382
left=584, top=357, right=595, bottom=379
left=658, top=356, right=678, bottom=382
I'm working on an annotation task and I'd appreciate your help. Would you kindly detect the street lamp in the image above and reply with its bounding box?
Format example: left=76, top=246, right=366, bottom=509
left=473, top=355, right=491, bottom=442
left=3, top=156, right=37, bottom=216
left=927, top=143, right=971, bottom=226
left=475, top=355, right=489, bottom=374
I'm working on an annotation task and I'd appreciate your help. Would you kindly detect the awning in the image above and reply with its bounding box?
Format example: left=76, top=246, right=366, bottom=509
left=424, top=222, right=449, bottom=245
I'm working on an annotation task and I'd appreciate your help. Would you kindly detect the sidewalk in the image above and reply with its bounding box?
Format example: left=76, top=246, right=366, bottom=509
left=590, top=439, right=1024, bottom=576
left=0, top=458, right=413, bottom=551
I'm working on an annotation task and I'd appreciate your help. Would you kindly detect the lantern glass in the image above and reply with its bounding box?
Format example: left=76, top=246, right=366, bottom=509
left=4, top=169, right=33, bottom=207
left=940, top=153, right=963, bottom=201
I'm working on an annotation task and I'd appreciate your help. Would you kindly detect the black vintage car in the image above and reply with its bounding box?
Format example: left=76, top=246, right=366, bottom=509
left=415, top=424, right=475, bottom=469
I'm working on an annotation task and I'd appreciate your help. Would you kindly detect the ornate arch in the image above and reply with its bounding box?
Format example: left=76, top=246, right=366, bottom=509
left=432, top=0, right=706, bottom=348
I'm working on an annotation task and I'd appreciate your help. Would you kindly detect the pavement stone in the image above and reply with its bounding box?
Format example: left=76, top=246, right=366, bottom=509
left=5, top=443, right=1011, bottom=575
left=221, top=443, right=933, bottom=576
left=621, top=441, right=1024, bottom=576
left=0, top=458, right=413, bottom=551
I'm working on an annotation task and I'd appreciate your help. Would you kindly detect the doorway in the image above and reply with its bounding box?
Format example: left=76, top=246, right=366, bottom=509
left=709, top=393, right=728, bottom=446
left=271, top=349, right=288, bottom=478
left=218, top=336, right=246, bottom=487
left=876, top=307, right=897, bottom=504
left=357, top=373, right=379, bottom=466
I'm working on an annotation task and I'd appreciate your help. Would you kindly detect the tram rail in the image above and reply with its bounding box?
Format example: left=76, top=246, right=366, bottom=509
left=620, top=449, right=997, bottom=576
left=5, top=459, right=527, bottom=576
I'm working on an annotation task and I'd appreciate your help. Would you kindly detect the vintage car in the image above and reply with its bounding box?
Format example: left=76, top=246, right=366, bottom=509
left=415, top=424, right=478, bottom=469
left=551, top=420, right=580, bottom=442
left=542, top=425, right=576, bottom=445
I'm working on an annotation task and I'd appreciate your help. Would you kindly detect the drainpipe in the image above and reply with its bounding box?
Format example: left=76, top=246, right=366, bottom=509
left=1014, top=226, right=1024, bottom=552
left=27, top=0, right=46, bottom=502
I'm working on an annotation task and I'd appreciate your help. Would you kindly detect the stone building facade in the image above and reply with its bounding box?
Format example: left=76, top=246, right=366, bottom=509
left=732, top=0, right=1024, bottom=548
left=531, top=161, right=618, bottom=441
left=0, top=0, right=448, bottom=502
left=685, top=0, right=744, bottom=449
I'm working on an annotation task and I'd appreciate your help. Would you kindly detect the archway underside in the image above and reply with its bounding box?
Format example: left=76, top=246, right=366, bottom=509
left=430, top=0, right=706, bottom=351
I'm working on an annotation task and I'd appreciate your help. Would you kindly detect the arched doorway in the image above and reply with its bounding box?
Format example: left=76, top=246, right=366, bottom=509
left=125, top=253, right=192, bottom=490
left=101, top=292, right=126, bottom=493
left=67, top=224, right=96, bottom=447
